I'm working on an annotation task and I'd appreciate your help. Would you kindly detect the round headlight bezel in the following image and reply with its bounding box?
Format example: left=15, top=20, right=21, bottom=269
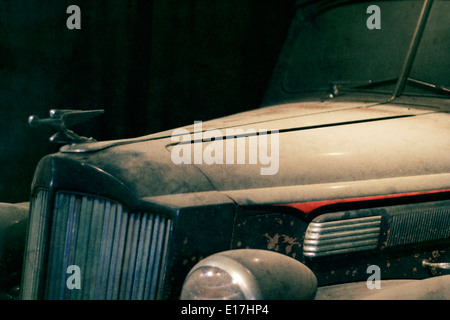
left=180, top=249, right=318, bottom=300
left=180, top=254, right=263, bottom=300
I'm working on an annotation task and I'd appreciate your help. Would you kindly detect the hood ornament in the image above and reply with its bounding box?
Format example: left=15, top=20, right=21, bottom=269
left=28, top=109, right=104, bottom=144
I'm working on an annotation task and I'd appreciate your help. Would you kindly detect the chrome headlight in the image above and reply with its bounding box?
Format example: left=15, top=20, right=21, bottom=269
left=180, top=249, right=317, bottom=300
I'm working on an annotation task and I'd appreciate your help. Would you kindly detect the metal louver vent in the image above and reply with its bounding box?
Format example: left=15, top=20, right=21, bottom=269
left=22, top=191, right=172, bottom=300
left=303, top=199, right=450, bottom=258
left=386, top=201, right=450, bottom=247
left=303, top=215, right=381, bottom=258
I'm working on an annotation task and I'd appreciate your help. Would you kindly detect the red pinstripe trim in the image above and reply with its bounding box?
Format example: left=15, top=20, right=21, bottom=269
left=276, top=189, right=450, bottom=214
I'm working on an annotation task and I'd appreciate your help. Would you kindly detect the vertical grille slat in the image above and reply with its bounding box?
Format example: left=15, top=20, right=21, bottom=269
left=150, top=215, right=171, bottom=299
left=120, top=213, right=141, bottom=300
left=72, top=196, right=94, bottom=300
left=132, top=212, right=150, bottom=300
left=106, top=205, right=128, bottom=300
left=22, top=191, right=172, bottom=300
left=96, top=201, right=117, bottom=299
left=21, top=189, right=49, bottom=300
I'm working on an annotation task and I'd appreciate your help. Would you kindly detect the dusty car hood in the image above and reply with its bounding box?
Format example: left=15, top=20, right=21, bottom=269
left=59, top=95, right=450, bottom=201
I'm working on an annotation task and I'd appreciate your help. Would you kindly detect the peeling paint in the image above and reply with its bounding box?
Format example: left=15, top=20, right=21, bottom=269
left=264, top=233, right=281, bottom=251
left=432, top=250, right=440, bottom=259
left=283, top=235, right=301, bottom=255
left=264, top=233, right=302, bottom=255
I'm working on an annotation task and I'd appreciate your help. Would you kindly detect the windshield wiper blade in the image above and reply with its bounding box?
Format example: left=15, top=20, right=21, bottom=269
left=329, top=77, right=450, bottom=97
left=328, top=78, right=395, bottom=97
left=407, top=78, right=450, bottom=96
left=354, top=77, right=450, bottom=96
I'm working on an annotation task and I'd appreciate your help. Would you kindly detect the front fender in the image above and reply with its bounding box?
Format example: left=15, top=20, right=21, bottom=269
left=0, top=202, right=29, bottom=300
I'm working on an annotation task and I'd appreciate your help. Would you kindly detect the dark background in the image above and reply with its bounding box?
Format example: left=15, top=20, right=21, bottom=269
left=0, top=0, right=296, bottom=203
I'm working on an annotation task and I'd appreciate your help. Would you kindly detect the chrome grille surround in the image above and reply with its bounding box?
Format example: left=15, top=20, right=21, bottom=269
left=22, top=191, right=172, bottom=300
left=303, top=215, right=381, bottom=257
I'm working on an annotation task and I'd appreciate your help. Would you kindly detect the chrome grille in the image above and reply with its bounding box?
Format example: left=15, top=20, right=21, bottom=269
left=22, top=191, right=172, bottom=300
left=303, top=215, right=381, bottom=257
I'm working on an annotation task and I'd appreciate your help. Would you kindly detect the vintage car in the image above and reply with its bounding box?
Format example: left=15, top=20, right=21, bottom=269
left=2, top=0, right=449, bottom=300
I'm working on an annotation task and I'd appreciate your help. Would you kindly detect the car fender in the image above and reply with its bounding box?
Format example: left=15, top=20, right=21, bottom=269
left=0, top=202, right=29, bottom=299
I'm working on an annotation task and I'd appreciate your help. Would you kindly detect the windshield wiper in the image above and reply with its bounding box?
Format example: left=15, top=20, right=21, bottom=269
left=390, top=0, right=434, bottom=100
left=406, top=78, right=450, bottom=96
left=329, top=0, right=448, bottom=100
left=329, top=77, right=450, bottom=97
left=355, top=77, right=450, bottom=96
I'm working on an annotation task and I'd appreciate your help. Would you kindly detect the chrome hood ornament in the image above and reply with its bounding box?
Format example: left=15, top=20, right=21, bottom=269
left=28, top=109, right=104, bottom=144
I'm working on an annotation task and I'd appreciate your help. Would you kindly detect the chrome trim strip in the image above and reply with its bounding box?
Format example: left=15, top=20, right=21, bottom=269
left=303, top=215, right=381, bottom=257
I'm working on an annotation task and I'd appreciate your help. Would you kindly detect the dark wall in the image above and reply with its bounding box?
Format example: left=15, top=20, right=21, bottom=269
left=0, top=0, right=295, bottom=202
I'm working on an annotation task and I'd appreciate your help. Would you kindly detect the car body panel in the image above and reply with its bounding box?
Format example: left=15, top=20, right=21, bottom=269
left=51, top=96, right=450, bottom=205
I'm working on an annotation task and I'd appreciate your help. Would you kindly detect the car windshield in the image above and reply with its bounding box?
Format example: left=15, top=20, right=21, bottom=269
left=283, top=0, right=449, bottom=97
